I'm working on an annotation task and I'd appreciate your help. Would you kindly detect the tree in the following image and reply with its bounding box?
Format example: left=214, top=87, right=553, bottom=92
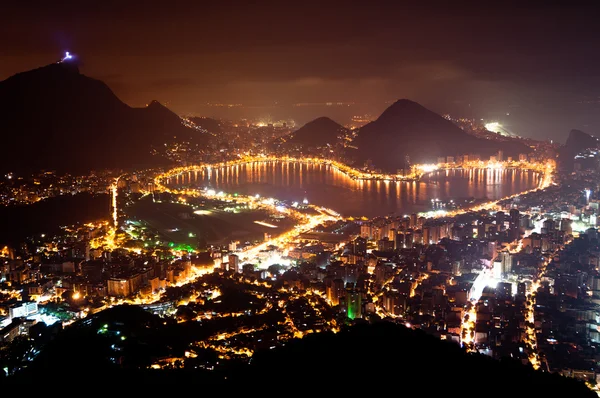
left=176, top=306, right=196, bottom=322
left=0, top=336, right=33, bottom=375
left=267, top=264, right=284, bottom=276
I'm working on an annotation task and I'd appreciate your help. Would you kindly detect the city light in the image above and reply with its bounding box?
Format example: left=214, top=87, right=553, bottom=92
left=253, top=220, right=278, bottom=228
left=485, top=122, right=502, bottom=132
left=4, top=12, right=599, bottom=394
left=152, top=155, right=553, bottom=190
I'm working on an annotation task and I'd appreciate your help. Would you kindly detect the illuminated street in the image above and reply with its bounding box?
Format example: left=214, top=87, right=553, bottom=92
left=2, top=8, right=600, bottom=394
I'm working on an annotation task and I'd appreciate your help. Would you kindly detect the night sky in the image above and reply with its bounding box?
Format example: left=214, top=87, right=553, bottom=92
left=2, top=1, right=600, bottom=141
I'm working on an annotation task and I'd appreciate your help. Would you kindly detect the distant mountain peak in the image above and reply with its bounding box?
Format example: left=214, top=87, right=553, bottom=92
left=569, top=129, right=594, bottom=139
left=375, top=99, right=436, bottom=124
left=0, top=61, right=204, bottom=173
left=144, top=100, right=182, bottom=122
left=351, top=99, right=530, bottom=171
left=390, top=98, right=420, bottom=107
left=384, top=99, right=425, bottom=113
left=302, top=116, right=342, bottom=128
left=283, top=116, right=347, bottom=148
left=147, top=99, right=165, bottom=108
left=565, top=129, right=598, bottom=152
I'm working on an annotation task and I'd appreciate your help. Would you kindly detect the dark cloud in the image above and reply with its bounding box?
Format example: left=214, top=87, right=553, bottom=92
left=2, top=1, right=600, bottom=140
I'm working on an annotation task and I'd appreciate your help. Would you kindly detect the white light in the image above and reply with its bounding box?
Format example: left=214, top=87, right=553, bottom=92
left=206, top=189, right=216, bottom=196
left=254, top=221, right=278, bottom=228
left=485, top=122, right=502, bottom=133
left=194, top=210, right=212, bottom=216
left=61, top=51, right=73, bottom=62
left=418, top=164, right=438, bottom=173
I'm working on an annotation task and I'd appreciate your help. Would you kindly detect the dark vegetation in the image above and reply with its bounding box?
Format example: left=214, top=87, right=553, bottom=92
left=4, top=305, right=593, bottom=396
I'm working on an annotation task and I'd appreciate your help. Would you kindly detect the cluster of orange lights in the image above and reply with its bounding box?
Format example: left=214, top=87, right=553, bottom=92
left=109, top=155, right=562, bottom=374
left=153, top=155, right=554, bottom=186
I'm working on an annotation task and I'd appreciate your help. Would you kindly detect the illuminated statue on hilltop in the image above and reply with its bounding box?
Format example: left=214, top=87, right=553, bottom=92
left=60, top=51, right=74, bottom=63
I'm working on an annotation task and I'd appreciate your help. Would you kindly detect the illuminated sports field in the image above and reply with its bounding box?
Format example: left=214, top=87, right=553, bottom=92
left=124, top=196, right=295, bottom=248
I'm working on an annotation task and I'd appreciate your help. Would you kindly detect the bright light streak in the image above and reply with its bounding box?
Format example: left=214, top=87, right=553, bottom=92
left=193, top=210, right=212, bottom=216
left=460, top=268, right=496, bottom=350
left=254, top=221, right=278, bottom=228
left=111, top=180, right=118, bottom=230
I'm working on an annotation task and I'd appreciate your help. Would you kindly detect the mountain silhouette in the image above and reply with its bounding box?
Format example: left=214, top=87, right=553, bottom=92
left=559, top=129, right=600, bottom=171
left=351, top=99, right=530, bottom=171
left=0, top=59, right=205, bottom=174
left=187, top=117, right=222, bottom=135
left=565, top=129, right=599, bottom=154
left=285, top=116, right=348, bottom=147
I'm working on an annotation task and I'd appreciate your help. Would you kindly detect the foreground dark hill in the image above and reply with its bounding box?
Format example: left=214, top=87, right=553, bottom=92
left=0, top=59, right=205, bottom=174
left=351, top=99, right=530, bottom=171
left=5, top=306, right=593, bottom=396
left=0, top=193, right=108, bottom=246
left=285, top=116, right=348, bottom=148
left=245, top=322, right=593, bottom=396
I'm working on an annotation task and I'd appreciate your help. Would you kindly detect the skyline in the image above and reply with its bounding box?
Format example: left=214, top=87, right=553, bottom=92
left=3, top=2, right=600, bottom=142
left=4, top=3, right=600, bottom=393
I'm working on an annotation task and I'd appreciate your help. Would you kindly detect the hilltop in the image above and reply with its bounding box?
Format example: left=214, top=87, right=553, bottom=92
left=0, top=59, right=206, bottom=174
left=284, top=116, right=348, bottom=148
left=271, top=116, right=349, bottom=156
left=559, top=129, right=600, bottom=171
left=565, top=129, right=599, bottom=154
left=351, top=99, right=531, bottom=171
